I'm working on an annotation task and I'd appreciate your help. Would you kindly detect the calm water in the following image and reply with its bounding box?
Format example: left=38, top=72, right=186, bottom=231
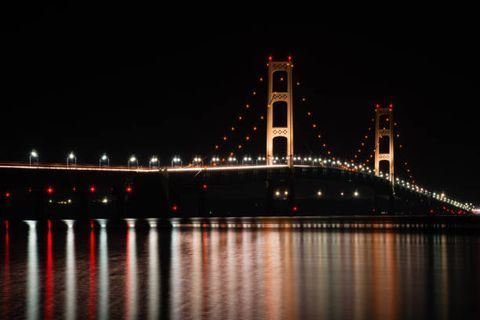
left=1, top=218, right=480, bottom=320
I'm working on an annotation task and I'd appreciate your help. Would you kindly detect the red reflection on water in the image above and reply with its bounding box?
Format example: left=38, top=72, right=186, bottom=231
left=88, top=228, right=96, bottom=320
left=2, top=222, right=10, bottom=320
left=45, top=221, right=54, bottom=320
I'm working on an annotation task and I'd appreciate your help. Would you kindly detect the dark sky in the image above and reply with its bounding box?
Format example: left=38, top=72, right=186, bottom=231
left=1, top=5, right=478, bottom=203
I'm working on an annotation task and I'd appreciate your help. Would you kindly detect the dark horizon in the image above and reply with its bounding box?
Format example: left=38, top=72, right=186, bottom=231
left=1, top=6, right=478, bottom=203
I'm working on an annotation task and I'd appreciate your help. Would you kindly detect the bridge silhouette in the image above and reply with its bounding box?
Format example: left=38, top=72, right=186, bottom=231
left=0, top=57, right=474, bottom=217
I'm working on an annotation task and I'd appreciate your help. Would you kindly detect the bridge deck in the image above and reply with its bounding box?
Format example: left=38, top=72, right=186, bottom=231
left=0, top=162, right=289, bottom=173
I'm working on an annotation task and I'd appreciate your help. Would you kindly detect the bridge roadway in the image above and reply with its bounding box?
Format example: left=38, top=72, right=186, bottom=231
left=0, top=162, right=287, bottom=173
left=0, top=161, right=472, bottom=219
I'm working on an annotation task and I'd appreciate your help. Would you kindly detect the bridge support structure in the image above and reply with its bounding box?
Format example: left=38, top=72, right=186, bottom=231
left=374, top=104, right=395, bottom=183
left=266, top=58, right=294, bottom=167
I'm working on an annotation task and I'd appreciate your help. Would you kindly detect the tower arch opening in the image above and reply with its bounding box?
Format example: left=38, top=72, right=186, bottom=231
left=272, top=101, right=288, bottom=127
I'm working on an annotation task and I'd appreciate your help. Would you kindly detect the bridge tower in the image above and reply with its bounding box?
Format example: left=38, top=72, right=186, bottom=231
left=266, top=57, right=294, bottom=167
left=374, top=104, right=394, bottom=183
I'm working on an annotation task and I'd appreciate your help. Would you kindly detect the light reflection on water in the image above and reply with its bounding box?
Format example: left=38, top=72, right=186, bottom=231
left=26, top=221, right=39, bottom=320
left=98, top=225, right=109, bottom=320
left=0, top=218, right=479, bottom=320
left=65, top=220, right=76, bottom=320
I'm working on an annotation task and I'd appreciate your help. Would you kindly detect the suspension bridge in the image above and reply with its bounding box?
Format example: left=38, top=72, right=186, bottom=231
left=0, top=57, right=474, bottom=220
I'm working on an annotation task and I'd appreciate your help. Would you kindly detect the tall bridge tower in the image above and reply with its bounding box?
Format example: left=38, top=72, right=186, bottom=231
left=266, top=57, right=294, bottom=167
left=374, top=104, right=394, bottom=183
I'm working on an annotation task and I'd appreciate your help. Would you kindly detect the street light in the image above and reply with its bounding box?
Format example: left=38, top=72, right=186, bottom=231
left=242, top=155, right=252, bottom=165
left=99, top=153, right=109, bottom=167
left=149, top=156, right=160, bottom=168
left=210, top=156, right=220, bottom=166
left=67, top=152, right=76, bottom=167
left=29, top=150, right=39, bottom=165
left=227, top=156, right=238, bottom=165
left=128, top=155, right=138, bottom=168
left=256, top=156, right=266, bottom=165
left=192, top=156, right=203, bottom=166
left=171, top=156, right=182, bottom=167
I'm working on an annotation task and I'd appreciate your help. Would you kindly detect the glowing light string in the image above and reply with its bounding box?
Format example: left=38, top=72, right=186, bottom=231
left=294, top=78, right=336, bottom=159
left=211, top=73, right=266, bottom=158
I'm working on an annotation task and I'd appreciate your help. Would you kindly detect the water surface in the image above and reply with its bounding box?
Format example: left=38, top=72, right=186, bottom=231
left=1, top=218, right=479, bottom=320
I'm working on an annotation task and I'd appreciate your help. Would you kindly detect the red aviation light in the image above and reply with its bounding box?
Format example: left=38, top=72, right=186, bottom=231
left=5, top=192, right=11, bottom=198
left=89, top=185, right=96, bottom=193
left=171, top=204, right=178, bottom=212
left=202, top=184, right=208, bottom=190
left=125, top=186, right=133, bottom=193
left=268, top=56, right=273, bottom=61
left=292, top=205, right=298, bottom=213
left=288, top=55, right=292, bottom=61
left=46, top=186, right=54, bottom=194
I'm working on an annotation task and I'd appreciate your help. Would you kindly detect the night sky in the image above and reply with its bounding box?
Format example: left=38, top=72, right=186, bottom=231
left=1, top=6, right=478, bottom=203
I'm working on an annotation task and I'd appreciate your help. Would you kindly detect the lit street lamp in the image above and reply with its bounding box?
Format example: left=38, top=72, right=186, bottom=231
left=256, top=156, right=266, bottom=165
left=149, top=156, right=160, bottom=168
left=171, top=156, right=182, bottom=167
left=67, top=152, right=76, bottom=167
left=29, top=150, right=39, bottom=165
left=128, top=155, right=138, bottom=168
left=242, top=155, right=252, bottom=165
left=99, top=153, right=109, bottom=167
left=227, top=156, right=238, bottom=165
left=192, top=156, right=203, bottom=166
left=210, top=156, right=220, bottom=166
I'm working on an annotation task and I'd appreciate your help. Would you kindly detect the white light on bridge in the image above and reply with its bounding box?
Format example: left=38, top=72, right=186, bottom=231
left=353, top=191, right=359, bottom=197
left=29, top=150, right=39, bottom=165
left=99, top=153, right=109, bottom=167
left=171, top=156, right=182, bottom=167
left=149, top=156, right=160, bottom=168
left=67, top=152, right=76, bottom=166
left=128, top=155, right=138, bottom=168
left=317, top=191, right=322, bottom=197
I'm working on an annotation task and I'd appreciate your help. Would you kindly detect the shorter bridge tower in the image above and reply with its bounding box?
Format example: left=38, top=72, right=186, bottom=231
left=374, top=104, right=394, bottom=183
left=266, top=57, right=294, bottom=167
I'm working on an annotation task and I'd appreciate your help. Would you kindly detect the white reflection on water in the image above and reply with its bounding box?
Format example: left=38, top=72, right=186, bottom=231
left=191, top=229, right=201, bottom=319
left=98, top=225, right=109, bottom=320
left=126, top=225, right=138, bottom=319
left=170, top=227, right=181, bottom=319
left=4, top=219, right=480, bottom=320
left=147, top=222, right=160, bottom=320
left=96, top=219, right=108, bottom=229
left=65, top=220, right=76, bottom=320
left=25, top=220, right=39, bottom=320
